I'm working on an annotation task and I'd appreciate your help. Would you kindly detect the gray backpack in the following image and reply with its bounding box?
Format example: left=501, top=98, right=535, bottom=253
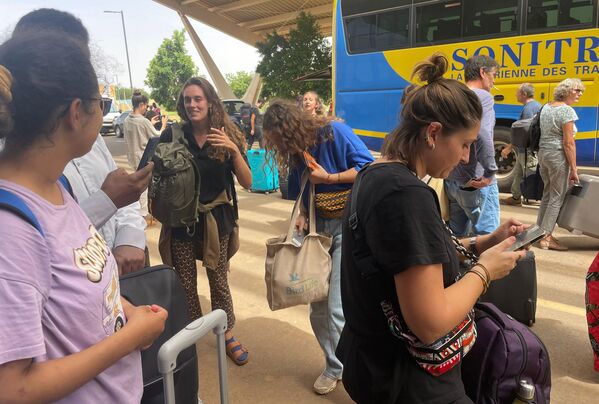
left=149, top=123, right=200, bottom=229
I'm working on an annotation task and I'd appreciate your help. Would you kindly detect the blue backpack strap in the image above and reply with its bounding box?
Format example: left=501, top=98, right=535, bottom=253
left=58, top=174, right=75, bottom=199
left=0, top=189, right=44, bottom=236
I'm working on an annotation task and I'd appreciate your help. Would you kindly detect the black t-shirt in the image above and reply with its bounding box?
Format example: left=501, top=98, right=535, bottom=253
left=338, top=163, right=467, bottom=404
left=250, top=107, right=262, bottom=129
left=159, top=125, right=239, bottom=240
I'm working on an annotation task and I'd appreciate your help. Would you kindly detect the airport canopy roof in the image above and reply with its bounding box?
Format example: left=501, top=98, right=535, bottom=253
left=153, top=0, right=334, bottom=47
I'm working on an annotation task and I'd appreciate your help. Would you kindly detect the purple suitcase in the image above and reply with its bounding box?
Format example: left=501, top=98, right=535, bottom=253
left=461, top=302, right=551, bottom=404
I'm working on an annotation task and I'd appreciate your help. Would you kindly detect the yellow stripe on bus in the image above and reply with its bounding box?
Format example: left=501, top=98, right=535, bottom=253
left=354, top=129, right=388, bottom=139
left=354, top=129, right=596, bottom=141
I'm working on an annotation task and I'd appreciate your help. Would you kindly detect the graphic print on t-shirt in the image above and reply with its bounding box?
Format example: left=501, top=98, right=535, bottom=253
left=73, top=225, right=111, bottom=283
left=103, top=268, right=125, bottom=334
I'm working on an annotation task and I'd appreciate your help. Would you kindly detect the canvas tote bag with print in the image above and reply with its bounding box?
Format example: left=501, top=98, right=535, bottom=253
left=265, top=172, right=333, bottom=311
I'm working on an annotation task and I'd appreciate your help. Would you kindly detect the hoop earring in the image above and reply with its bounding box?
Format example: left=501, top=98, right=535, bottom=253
left=431, top=143, right=436, bottom=151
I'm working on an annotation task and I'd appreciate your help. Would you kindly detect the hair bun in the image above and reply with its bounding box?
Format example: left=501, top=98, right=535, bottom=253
left=133, top=91, right=142, bottom=96
left=412, top=53, right=448, bottom=84
left=0, top=65, right=13, bottom=103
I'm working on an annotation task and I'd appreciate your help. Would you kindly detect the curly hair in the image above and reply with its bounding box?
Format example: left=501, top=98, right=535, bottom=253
left=553, top=78, right=585, bottom=101
left=175, top=77, right=246, bottom=161
left=263, top=99, right=332, bottom=174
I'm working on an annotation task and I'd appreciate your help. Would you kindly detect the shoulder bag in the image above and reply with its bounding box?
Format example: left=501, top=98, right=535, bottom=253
left=264, top=171, right=332, bottom=311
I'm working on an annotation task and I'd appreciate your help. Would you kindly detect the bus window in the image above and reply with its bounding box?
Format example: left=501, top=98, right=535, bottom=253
left=526, top=0, right=596, bottom=32
left=415, top=1, right=462, bottom=44
left=346, top=14, right=376, bottom=53
left=345, top=7, right=410, bottom=54
left=463, top=0, right=519, bottom=38
left=341, top=0, right=410, bottom=16
left=376, top=9, right=410, bottom=50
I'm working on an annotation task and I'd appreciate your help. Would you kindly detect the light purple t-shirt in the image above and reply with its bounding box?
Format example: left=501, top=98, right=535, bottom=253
left=0, top=180, right=142, bottom=403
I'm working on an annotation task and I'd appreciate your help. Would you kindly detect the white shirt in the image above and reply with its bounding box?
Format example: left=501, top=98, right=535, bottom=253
left=63, top=135, right=146, bottom=251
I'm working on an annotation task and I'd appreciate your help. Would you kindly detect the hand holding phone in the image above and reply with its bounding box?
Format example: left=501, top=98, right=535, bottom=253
left=303, top=151, right=318, bottom=171
left=460, top=178, right=478, bottom=191
left=137, top=137, right=161, bottom=171
left=506, top=225, right=546, bottom=251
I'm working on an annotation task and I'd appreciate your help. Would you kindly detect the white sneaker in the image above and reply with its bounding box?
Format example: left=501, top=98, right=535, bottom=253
left=313, top=372, right=340, bottom=395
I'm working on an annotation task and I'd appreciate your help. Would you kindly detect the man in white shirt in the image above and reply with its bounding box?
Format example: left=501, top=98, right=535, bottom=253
left=13, top=8, right=153, bottom=275
left=63, top=135, right=153, bottom=274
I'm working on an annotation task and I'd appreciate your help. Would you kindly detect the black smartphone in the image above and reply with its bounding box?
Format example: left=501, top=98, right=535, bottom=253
left=506, top=225, right=546, bottom=252
left=460, top=178, right=479, bottom=192
left=137, top=137, right=160, bottom=171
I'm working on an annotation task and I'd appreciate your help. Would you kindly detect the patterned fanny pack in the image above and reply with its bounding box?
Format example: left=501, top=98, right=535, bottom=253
left=314, top=189, right=351, bottom=219
left=382, top=300, right=477, bottom=376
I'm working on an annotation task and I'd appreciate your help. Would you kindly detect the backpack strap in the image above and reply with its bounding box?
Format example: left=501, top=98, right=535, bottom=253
left=171, top=123, right=186, bottom=145
left=58, top=174, right=75, bottom=199
left=0, top=189, right=44, bottom=236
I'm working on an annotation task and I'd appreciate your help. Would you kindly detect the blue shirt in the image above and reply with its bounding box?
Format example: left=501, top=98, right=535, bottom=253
left=448, top=88, right=498, bottom=184
left=288, top=121, right=373, bottom=200
left=520, top=100, right=542, bottom=120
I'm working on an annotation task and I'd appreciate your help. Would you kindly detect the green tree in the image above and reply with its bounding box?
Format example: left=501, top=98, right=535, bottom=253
left=145, top=29, right=198, bottom=110
left=114, top=86, right=135, bottom=100
left=226, top=71, right=253, bottom=98
left=256, top=12, right=331, bottom=101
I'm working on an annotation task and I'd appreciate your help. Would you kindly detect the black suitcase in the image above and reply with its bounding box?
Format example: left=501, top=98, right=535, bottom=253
left=120, top=265, right=198, bottom=404
left=479, top=250, right=537, bottom=326
left=520, top=165, right=544, bottom=202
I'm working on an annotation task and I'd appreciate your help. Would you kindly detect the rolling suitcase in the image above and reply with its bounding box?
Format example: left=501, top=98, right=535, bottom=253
left=520, top=164, right=544, bottom=202
left=479, top=250, right=537, bottom=326
left=557, top=174, right=599, bottom=238
left=159, top=309, right=229, bottom=404
left=247, top=149, right=279, bottom=193
left=120, top=265, right=198, bottom=404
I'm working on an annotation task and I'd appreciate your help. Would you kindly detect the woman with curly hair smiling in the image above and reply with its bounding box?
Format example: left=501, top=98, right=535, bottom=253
left=157, top=77, right=252, bottom=366
left=263, top=99, right=373, bottom=394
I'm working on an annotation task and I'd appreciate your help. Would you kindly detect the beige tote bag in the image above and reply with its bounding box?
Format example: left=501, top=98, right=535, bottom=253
left=265, top=173, right=333, bottom=311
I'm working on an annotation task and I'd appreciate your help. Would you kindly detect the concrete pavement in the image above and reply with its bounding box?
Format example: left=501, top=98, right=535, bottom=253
left=105, top=135, right=599, bottom=403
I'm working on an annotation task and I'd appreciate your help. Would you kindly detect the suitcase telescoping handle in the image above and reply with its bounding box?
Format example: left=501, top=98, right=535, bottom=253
left=157, top=309, right=229, bottom=404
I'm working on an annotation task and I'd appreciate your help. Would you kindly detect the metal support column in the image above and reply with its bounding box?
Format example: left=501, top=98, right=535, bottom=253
left=178, top=11, right=236, bottom=99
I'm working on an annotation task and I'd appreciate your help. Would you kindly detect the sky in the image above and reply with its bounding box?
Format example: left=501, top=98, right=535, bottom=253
left=0, top=0, right=261, bottom=89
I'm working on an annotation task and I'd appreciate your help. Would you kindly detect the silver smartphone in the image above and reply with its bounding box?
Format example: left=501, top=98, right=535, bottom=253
left=506, top=225, right=546, bottom=252
left=291, top=229, right=306, bottom=247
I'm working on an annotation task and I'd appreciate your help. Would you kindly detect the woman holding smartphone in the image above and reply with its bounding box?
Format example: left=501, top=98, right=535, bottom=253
left=337, top=54, right=527, bottom=403
left=262, top=100, right=373, bottom=394
left=0, top=31, right=166, bottom=402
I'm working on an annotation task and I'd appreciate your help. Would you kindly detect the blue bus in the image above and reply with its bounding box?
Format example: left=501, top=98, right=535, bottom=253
left=333, top=0, right=599, bottom=190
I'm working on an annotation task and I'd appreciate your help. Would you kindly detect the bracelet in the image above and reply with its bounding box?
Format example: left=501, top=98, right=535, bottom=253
left=337, top=172, right=341, bottom=183
left=471, top=263, right=490, bottom=284
left=467, top=269, right=489, bottom=295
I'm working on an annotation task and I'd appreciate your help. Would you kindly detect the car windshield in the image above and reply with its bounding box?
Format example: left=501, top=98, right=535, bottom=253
left=225, top=101, right=244, bottom=115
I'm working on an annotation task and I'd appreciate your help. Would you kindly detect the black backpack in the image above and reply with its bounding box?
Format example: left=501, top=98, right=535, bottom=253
left=525, top=105, right=545, bottom=152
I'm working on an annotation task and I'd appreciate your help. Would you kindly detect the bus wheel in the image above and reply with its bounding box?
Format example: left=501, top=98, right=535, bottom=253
left=494, top=126, right=515, bottom=193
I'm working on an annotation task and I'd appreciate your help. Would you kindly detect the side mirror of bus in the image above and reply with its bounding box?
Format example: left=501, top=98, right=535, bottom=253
left=494, top=95, right=505, bottom=102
